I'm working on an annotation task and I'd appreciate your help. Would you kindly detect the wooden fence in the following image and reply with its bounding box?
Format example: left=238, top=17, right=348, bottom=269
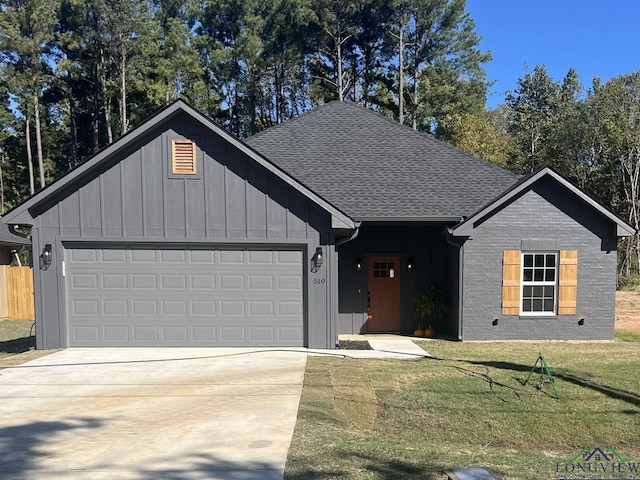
left=0, top=266, right=34, bottom=320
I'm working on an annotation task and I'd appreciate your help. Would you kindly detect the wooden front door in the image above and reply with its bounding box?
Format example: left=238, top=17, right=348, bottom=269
left=367, top=256, right=401, bottom=332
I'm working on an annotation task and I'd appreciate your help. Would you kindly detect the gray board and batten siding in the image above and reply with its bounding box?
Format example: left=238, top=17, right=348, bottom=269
left=21, top=108, right=341, bottom=349
left=458, top=175, right=620, bottom=340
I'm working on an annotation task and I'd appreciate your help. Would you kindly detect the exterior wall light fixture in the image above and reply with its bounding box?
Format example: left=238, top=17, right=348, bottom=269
left=311, top=247, right=323, bottom=272
left=41, top=244, right=52, bottom=270
left=407, top=258, right=414, bottom=272
left=355, top=258, right=362, bottom=272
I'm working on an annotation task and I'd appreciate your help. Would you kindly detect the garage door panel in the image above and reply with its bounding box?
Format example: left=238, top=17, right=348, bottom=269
left=66, top=247, right=304, bottom=347
left=75, top=326, right=100, bottom=342
left=189, top=250, right=215, bottom=263
left=103, top=300, right=128, bottom=315
left=103, top=273, right=127, bottom=289
left=219, top=250, right=243, bottom=264
left=132, top=274, right=157, bottom=289
left=160, top=274, right=187, bottom=289
left=69, top=249, right=97, bottom=262
left=191, top=274, right=215, bottom=289
left=104, top=326, right=128, bottom=341
left=102, top=249, right=127, bottom=262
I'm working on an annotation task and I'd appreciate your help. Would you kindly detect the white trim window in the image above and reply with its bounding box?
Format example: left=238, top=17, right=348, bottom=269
left=521, top=252, right=557, bottom=315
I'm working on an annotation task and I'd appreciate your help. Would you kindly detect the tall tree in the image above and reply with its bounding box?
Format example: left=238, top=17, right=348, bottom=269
left=504, top=65, right=566, bottom=174
left=505, top=66, right=589, bottom=180
left=137, top=0, right=207, bottom=112
left=308, top=0, right=362, bottom=103
left=588, top=73, right=640, bottom=276
left=401, top=0, right=490, bottom=131
left=0, top=0, right=57, bottom=191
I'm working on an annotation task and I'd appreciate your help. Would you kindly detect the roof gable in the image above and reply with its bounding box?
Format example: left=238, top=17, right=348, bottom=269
left=450, top=167, right=635, bottom=237
left=245, top=101, right=519, bottom=220
left=2, top=100, right=355, bottom=229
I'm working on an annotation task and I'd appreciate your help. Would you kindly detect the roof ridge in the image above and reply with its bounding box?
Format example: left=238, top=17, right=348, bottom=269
left=249, top=101, right=518, bottom=179
left=247, top=100, right=344, bottom=140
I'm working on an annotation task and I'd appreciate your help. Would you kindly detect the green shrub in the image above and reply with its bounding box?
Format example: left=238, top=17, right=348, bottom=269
left=618, top=274, right=640, bottom=290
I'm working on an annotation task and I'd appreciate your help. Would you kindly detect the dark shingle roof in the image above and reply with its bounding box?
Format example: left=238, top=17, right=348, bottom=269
left=245, top=101, right=519, bottom=220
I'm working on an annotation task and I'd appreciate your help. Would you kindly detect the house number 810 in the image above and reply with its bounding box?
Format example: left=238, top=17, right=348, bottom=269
left=313, top=278, right=326, bottom=285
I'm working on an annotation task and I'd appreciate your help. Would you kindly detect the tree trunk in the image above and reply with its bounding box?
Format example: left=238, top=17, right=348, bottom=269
left=412, top=63, right=418, bottom=130
left=34, top=95, right=45, bottom=189
left=68, top=91, right=79, bottom=168
left=398, top=19, right=404, bottom=125
left=25, top=117, right=35, bottom=195
left=119, top=39, right=128, bottom=135
left=99, top=44, right=113, bottom=144
left=92, top=93, right=100, bottom=153
left=337, top=40, right=343, bottom=101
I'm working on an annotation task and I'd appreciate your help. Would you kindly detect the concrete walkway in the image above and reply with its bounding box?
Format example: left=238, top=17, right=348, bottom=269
left=0, top=348, right=307, bottom=480
left=330, top=335, right=432, bottom=359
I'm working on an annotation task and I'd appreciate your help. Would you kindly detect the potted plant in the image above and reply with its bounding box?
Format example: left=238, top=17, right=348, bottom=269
left=413, top=286, right=448, bottom=337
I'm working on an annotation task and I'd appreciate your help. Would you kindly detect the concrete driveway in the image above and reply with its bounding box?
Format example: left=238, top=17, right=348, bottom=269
left=0, top=348, right=307, bottom=480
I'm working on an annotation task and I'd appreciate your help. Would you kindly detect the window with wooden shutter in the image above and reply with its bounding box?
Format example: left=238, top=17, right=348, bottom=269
left=502, top=250, right=521, bottom=315
left=172, top=139, right=196, bottom=175
left=521, top=253, right=558, bottom=315
left=558, top=250, right=578, bottom=315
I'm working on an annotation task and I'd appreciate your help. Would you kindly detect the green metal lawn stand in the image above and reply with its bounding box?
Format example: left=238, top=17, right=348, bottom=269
left=523, top=353, right=559, bottom=399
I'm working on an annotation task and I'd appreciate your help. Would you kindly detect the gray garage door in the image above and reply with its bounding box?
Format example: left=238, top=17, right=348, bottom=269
left=65, top=246, right=304, bottom=346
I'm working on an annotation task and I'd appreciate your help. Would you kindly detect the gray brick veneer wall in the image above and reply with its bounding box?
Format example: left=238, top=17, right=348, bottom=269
left=461, top=178, right=618, bottom=340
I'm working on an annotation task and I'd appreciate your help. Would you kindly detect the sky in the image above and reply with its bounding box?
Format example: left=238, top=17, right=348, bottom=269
left=465, top=0, right=640, bottom=109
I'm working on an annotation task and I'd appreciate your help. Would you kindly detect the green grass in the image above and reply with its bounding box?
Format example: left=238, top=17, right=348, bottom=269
left=285, top=340, right=640, bottom=480
left=0, top=318, right=53, bottom=368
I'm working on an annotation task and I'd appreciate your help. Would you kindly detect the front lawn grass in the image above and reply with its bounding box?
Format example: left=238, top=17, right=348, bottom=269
left=285, top=338, right=640, bottom=479
left=0, top=318, right=53, bottom=368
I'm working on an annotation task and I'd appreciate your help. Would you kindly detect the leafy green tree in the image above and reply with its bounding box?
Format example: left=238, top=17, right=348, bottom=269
left=587, top=73, right=640, bottom=276
left=449, top=109, right=515, bottom=167
left=136, top=0, right=209, bottom=114
left=401, top=0, right=490, bottom=132
left=505, top=65, right=574, bottom=174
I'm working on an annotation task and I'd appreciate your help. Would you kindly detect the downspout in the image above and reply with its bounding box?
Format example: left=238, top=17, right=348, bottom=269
left=445, top=226, right=465, bottom=341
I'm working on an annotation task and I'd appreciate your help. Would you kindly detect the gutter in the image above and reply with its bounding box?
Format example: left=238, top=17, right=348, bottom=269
left=10, top=224, right=31, bottom=239
left=335, top=222, right=361, bottom=248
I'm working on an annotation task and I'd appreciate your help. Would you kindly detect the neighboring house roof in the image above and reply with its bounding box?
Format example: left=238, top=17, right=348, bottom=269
left=245, top=101, right=519, bottom=221
left=1, top=100, right=356, bottom=230
left=0, top=222, right=30, bottom=246
left=449, top=166, right=636, bottom=237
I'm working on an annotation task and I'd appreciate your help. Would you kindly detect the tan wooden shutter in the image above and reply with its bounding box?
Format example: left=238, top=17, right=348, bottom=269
left=558, top=250, right=578, bottom=315
left=502, top=250, right=521, bottom=315
left=172, top=139, right=196, bottom=175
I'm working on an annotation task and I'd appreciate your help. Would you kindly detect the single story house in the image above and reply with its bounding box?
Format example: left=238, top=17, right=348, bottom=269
left=2, top=100, right=634, bottom=349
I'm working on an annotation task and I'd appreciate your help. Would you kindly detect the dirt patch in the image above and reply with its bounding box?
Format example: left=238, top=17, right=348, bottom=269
left=337, top=340, right=372, bottom=350
left=616, top=289, right=640, bottom=334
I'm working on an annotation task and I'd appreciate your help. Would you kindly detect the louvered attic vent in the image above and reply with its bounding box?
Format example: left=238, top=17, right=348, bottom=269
left=172, top=139, right=197, bottom=175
